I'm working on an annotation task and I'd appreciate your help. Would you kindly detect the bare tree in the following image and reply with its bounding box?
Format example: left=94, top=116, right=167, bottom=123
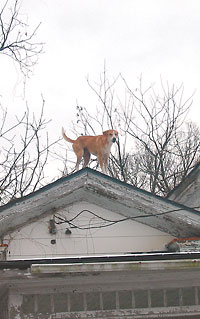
left=0, top=101, right=60, bottom=205
left=69, top=68, right=130, bottom=181
left=122, top=77, right=199, bottom=195
left=0, top=0, right=43, bottom=76
left=0, top=0, right=56, bottom=206
left=65, top=69, right=200, bottom=197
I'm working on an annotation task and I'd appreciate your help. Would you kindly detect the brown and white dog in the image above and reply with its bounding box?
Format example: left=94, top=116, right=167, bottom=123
left=62, top=128, right=118, bottom=174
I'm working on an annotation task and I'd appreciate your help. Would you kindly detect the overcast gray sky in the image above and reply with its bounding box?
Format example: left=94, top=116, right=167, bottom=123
left=1, top=0, right=200, bottom=136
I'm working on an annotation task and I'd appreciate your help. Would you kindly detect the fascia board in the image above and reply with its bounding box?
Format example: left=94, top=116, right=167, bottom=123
left=0, top=168, right=200, bottom=237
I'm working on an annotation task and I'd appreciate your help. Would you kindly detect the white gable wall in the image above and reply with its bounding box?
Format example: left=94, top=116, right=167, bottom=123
left=4, top=202, right=174, bottom=260
left=168, top=164, right=200, bottom=210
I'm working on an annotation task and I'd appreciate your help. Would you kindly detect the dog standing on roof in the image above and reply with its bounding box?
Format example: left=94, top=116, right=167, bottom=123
left=62, top=128, right=118, bottom=174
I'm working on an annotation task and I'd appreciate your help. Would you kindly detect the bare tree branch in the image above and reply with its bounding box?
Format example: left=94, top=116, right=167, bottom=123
left=0, top=0, right=43, bottom=76
left=61, top=69, right=200, bottom=197
left=0, top=101, right=60, bottom=205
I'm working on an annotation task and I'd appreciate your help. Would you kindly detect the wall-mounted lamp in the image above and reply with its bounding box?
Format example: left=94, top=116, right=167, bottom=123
left=65, top=228, right=72, bottom=235
left=49, top=219, right=57, bottom=234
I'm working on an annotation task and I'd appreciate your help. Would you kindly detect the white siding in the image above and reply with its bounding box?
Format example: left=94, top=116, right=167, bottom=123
left=4, top=202, right=174, bottom=260
left=169, top=166, right=200, bottom=210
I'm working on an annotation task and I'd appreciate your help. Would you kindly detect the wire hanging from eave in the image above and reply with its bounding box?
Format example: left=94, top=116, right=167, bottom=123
left=54, top=206, right=200, bottom=231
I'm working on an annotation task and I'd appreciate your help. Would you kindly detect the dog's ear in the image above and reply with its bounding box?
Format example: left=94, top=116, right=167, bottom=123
left=103, top=130, right=109, bottom=136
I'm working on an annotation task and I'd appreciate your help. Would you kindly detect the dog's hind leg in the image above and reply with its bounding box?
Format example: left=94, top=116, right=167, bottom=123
left=83, top=148, right=91, bottom=168
left=73, top=144, right=83, bottom=171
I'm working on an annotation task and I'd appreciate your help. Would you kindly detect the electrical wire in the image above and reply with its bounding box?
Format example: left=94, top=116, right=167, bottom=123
left=54, top=206, right=200, bottom=230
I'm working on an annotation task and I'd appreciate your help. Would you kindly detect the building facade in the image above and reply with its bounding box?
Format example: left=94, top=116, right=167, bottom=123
left=1, top=167, right=200, bottom=318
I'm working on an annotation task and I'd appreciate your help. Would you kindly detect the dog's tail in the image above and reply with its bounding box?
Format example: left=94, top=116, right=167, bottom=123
left=62, top=127, right=76, bottom=143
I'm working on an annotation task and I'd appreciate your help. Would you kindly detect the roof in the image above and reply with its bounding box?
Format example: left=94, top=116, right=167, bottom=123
left=167, top=161, right=200, bottom=200
left=1, top=167, right=200, bottom=238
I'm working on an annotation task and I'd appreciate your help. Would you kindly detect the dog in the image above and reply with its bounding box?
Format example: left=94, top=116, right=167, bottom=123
left=62, top=128, right=118, bottom=174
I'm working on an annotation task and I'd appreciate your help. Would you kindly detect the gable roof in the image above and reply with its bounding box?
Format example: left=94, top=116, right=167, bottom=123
left=0, top=168, right=200, bottom=238
left=167, top=161, right=200, bottom=205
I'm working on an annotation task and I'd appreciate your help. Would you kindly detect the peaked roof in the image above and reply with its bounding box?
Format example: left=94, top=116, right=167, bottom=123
left=167, top=161, right=200, bottom=205
left=168, top=161, right=200, bottom=197
left=0, top=168, right=200, bottom=238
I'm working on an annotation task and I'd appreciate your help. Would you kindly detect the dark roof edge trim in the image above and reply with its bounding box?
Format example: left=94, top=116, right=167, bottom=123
left=1, top=167, right=200, bottom=217
left=1, top=252, right=200, bottom=270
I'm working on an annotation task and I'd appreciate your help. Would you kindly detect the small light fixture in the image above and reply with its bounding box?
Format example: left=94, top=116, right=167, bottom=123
left=65, top=228, right=72, bottom=235
left=49, top=219, right=57, bottom=234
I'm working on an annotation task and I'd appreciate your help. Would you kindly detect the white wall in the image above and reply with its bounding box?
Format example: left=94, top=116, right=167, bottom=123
left=169, top=167, right=200, bottom=210
left=4, top=202, right=174, bottom=260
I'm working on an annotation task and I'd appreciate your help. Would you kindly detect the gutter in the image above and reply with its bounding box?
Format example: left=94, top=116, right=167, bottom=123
left=1, top=252, right=200, bottom=270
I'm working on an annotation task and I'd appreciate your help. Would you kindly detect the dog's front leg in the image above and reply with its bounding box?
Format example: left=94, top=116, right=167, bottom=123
left=97, top=152, right=106, bottom=174
left=103, top=154, right=109, bottom=174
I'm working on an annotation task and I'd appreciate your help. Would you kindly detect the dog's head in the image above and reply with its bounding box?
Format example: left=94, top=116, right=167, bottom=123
left=103, top=130, right=118, bottom=143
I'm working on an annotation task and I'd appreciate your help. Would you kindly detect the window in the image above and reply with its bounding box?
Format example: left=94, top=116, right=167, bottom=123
left=166, top=289, right=179, bottom=306
left=70, top=292, right=84, bottom=312
left=87, top=292, right=101, bottom=311
left=54, top=293, right=68, bottom=312
left=182, top=287, right=195, bottom=306
left=135, top=290, right=148, bottom=308
left=119, top=290, right=132, bottom=309
left=102, top=291, right=116, bottom=310
left=21, top=286, right=200, bottom=315
left=151, top=289, right=164, bottom=307
left=22, top=295, right=35, bottom=314
left=37, top=294, right=51, bottom=313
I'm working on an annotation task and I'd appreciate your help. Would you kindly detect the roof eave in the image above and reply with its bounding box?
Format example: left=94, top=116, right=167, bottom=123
left=1, top=168, right=200, bottom=238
